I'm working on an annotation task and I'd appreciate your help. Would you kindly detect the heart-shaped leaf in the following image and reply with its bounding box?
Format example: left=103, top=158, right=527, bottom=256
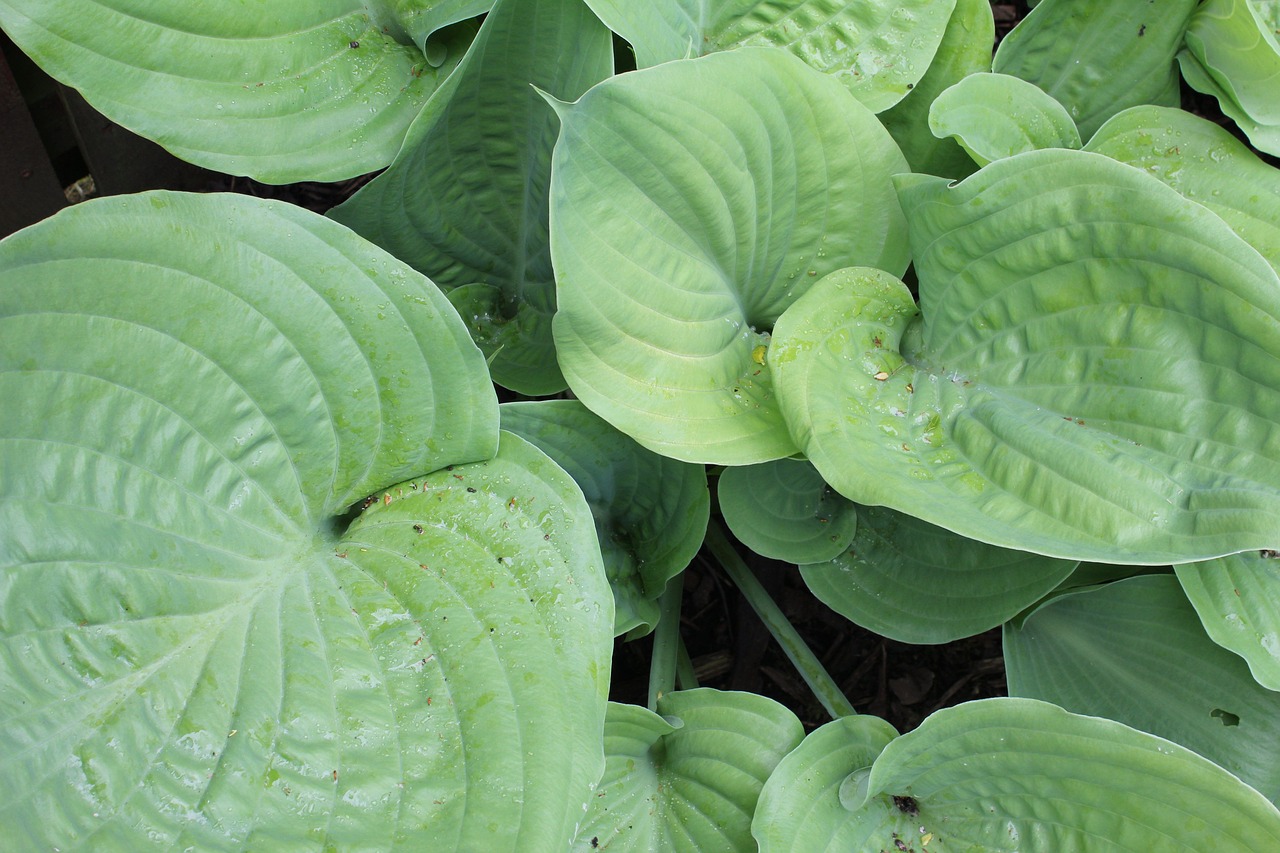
left=718, top=459, right=857, bottom=565
left=771, top=150, right=1280, bottom=563
left=929, top=72, right=1081, bottom=166
left=1086, top=104, right=1280, bottom=277
left=823, top=698, right=1280, bottom=851
left=550, top=47, right=909, bottom=465
left=1176, top=552, right=1280, bottom=691
left=992, top=0, right=1199, bottom=138
left=878, top=0, right=994, bottom=179
left=331, top=0, right=613, bottom=394
left=574, top=689, right=804, bottom=852
left=1005, top=575, right=1280, bottom=803
left=1183, top=0, right=1280, bottom=135
left=0, top=193, right=614, bottom=849
left=500, top=400, right=709, bottom=637
left=800, top=504, right=1076, bottom=644
left=582, top=0, right=955, bottom=112
left=1178, top=47, right=1280, bottom=157
left=0, top=1, right=482, bottom=182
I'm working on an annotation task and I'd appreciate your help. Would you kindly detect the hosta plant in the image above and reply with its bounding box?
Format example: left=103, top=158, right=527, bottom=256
left=4, top=0, right=1280, bottom=849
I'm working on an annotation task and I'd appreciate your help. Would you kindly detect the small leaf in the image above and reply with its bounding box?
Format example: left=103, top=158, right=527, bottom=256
left=575, top=689, right=804, bottom=852
left=550, top=47, right=909, bottom=464
left=1183, top=0, right=1280, bottom=131
left=801, top=504, right=1076, bottom=644
left=1005, top=575, right=1280, bottom=803
left=1176, top=552, right=1280, bottom=691
left=500, top=400, right=710, bottom=637
left=929, top=72, right=1081, bottom=166
left=719, top=459, right=857, bottom=564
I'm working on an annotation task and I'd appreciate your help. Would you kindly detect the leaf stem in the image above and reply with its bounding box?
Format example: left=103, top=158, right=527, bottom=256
left=676, top=638, right=699, bottom=691
left=706, top=521, right=857, bottom=719
left=648, top=572, right=685, bottom=711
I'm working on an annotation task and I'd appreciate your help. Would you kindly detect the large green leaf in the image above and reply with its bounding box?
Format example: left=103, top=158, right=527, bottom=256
left=1086, top=105, right=1280, bottom=277
left=330, top=0, right=613, bottom=394
left=1184, top=0, right=1280, bottom=127
left=1005, top=575, right=1280, bottom=803
left=718, top=459, right=857, bottom=565
left=0, top=2, right=482, bottom=183
left=500, top=400, right=709, bottom=637
left=928, top=72, right=1081, bottom=166
left=771, top=150, right=1280, bottom=563
left=878, top=0, right=994, bottom=179
left=992, top=0, right=1199, bottom=138
left=752, top=714, right=899, bottom=852
left=582, top=0, right=955, bottom=112
left=1176, top=552, right=1280, bottom=691
left=801, top=505, right=1076, bottom=644
left=550, top=47, right=909, bottom=465
left=574, top=689, right=803, bottom=852
left=815, top=698, right=1280, bottom=850
left=0, top=194, right=614, bottom=849
left=1178, top=47, right=1280, bottom=158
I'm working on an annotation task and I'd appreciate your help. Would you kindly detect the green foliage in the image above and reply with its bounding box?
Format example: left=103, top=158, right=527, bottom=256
left=5, top=0, right=1280, bottom=848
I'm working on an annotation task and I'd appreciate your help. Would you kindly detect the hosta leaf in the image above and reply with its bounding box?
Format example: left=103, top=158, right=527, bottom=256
left=1005, top=576, right=1280, bottom=803
left=718, top=459, right=857, bottom=564
left=1087, top=105, right=1280, bottom=276
left=752, top=714, right=899, bottom=852
left=1184, top=0, right=1280, bottom=125
left=929, top=72, right=1081, bottom=166
left=840, top=698, right=1280, bottom=851
left=1176, top=552, right=1280, bottom=691
left=0, top=1, right=479, bottom=183
left=330, top=0, right=613, bottom=394
left=771, top=150, right=1280, bottom=563
left=582, top=0, right=955, bottom=112
left=992, top=0, right=1199, bottom=138
left=800, top=505, right=1076, bottom=644
left=550, top=47, right=909, bottom=465
left=0, top=195, right=615, bottom=849
left=1178, top=47, right=1280, bottom=158
left=879, top=0, right=994, bottom=179
left=574, top=689, right=803, bottom=852
left=500, top=400, right=709, bottom=637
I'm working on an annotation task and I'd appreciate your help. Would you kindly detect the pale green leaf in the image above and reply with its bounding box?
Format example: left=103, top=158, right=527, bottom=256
left=879, top=0, right=995, bottom=179
left=718, top=459, right=857, bottom=564
left=1176, top=552, right=1280, bottom=691
left=331, top=0, right=613, bottom=394
left=550, top=47, right=909, bottom=464
left=846, top=698, right=1280, bottom=851
left=771, top=151, right=1280, bottom=563
left=752, top=715, right=899, bottom=852
left=582, top=0, right=956, bottom=111
left=0, top=195, right=614, bottom=849
left=1086, top=104, right=1280, bottom=277
left=574, top=689, right=804, bottom=852
left=1184, top=0, right=1280, bottom=126
left=0, top=1, right=478, bottom=182
left=1005, top=575, right=1280, bottom=803
left=992, top=0, right=1199, bottom=138
left=801, top=504, right=1075, bottom=644
left=1178, top=47, right=1280, bottom=157
left=500, top=400, right=709, bottom=637
left=929, top=72, right=1081, bottom=166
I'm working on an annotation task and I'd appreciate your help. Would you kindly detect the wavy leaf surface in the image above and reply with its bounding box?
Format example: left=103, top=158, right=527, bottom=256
left=719, top=459, right=857, bottom=565
left=1176, top=552, right=1280, bottom=691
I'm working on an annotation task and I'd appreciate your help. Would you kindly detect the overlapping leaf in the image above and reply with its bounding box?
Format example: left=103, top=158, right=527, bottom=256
left=1176, top=553, right=1280, bottom=691
left=801, top=505, right=1075, bottom=644
left=1005, top=575, right=1280, bottom=803
left=0, top=194, right=613, bottom=850
left=718, top=459, right=857, bottom=564
left=574, top=690, right=803, bottom=852
left=771, top=150, right=1280, bottom=563
left=0, top=1, right=483, bottom=182
left=331, top=0, right=613, bottom=394
left=929, top=72, right=1080, bottom=166
left=992, top=0, right=1198, bottom=138
left=820, top=699, right=1280, bottom=850
left=550, top=47, right=909, bottom=464
left=582, top=0, right=955, bottom=111
left=500, top=400, right=709, bottom=637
